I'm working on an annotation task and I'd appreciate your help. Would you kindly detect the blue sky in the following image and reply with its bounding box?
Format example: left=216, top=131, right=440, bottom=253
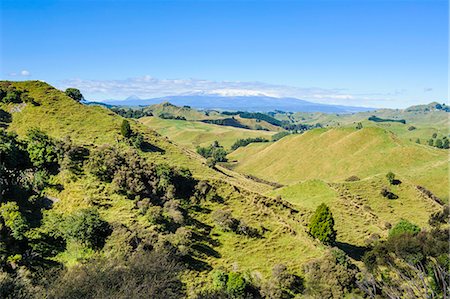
left=1, top=0, right=447, bottom=108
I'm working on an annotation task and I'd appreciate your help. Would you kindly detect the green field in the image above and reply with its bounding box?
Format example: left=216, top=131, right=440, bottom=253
left=140, top=116, right=276, bottom=150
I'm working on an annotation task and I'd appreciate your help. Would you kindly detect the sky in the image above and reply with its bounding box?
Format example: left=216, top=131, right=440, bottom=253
left=0, top=0, right=448, bottom=108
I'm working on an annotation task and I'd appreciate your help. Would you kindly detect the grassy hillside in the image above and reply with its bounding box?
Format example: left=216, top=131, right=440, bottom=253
left=267, top=177, right=441, bottom=247
left=139, top=116, right=275, bottom=150
left=1, top=81, right=447, bottom=298
left=229, top=127, right=449, bottom=201
left=0, top=81, right=325, bottom=293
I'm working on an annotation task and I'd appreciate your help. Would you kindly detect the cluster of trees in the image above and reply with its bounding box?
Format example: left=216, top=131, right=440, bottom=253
left=368, top=115, right=406, bottom=124
left=422, top=133, right=450, bottom=149
left=201, top=118, right=250, bottom=129
left=230, top=137, right=269, bottom=151
left=271, top=131, right=290, bottom=141
left=196, top=141, right=228, bottom=168
left=110, top=107, right=153, bottom=119
left=158, top=113, right=186, bottom=120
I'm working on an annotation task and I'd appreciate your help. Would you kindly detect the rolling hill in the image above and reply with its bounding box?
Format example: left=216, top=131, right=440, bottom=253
left=228, top=127, right=449, bottom=201
left=139, top=116, right=276, bottom=150
left=1, top=81, right=447, bottom=298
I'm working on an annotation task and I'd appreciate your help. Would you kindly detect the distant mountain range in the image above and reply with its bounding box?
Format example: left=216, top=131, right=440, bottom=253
left=98, top=95, right=375, bottom=113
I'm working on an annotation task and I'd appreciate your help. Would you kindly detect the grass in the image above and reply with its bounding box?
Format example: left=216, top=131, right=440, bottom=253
left=139, top=116, right=275, bottom=150
left=228, top=126, right=449, bottom=201
left=267, top=176, right=441, bottom=246
left=2, top=80, right=447, bottom=293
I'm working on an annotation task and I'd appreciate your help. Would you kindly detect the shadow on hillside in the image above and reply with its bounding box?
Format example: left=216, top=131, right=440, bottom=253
left=141, top=141, right=165, bottom=153
left=191, top=243, right=221, bottom=258
left=335, top=241, right=368, bottom=261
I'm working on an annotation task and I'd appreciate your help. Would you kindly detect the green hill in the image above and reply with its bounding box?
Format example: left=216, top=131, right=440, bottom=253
left=139, top=116, right=275, bottom=150
left=1, top=81, right=447, bottom=298
left=229, top=126, right=448, bottom=201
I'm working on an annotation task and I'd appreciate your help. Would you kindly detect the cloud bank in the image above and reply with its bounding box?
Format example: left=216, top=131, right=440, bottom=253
left=58, top=75, right=394, bottom=107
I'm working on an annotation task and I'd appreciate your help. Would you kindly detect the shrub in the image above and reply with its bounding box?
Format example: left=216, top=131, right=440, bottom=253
left=226, top=272, right=247, bottom=299
left=0, top=202, right=29, bottom=240
left=26, top=129, right=58, bottom=169
left=212, top=210, right=239, bottom=232
left=309, top=203, right=336, bottom=245
left=87, top=146, right=125, bottom=182
left=386, top=171, right=395, bottom=185
left=304, top=249, right=358, bottom=298
left=64, top=88, right=84, bottom=102
left=408, top=126, right=416, bottom=131
left=388, top=219, right=420, bottom=238
left=120, top=119, right=132, bottom=138
left=212, top=269, right=228, bottom=289
left=63, top=208, right=111, bottom=249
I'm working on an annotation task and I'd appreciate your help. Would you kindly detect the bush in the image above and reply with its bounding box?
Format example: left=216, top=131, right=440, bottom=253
left=120, top=119, right=132, bottom=138
left=0, top=202, right=29, bottom=240
left=212, top=210, right=239, bottom=232
left=26, top=129, right=58, bottom=169
left=386, top=171, right=395, bottom=185
left=63, top=208, right=111, bottom=249
left=64, top=88, right=84, bottom=102
left=388, top=219, right=420, bottom=238
left=304, top=249, right=358, bottom=298
left=226, top=272, right=247, bottom=299
left=308, top=203, right=336, bottom=245
left=87, top=146, right=125, bottom=182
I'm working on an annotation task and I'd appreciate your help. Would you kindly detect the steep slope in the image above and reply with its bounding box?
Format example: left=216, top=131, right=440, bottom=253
left=139, top=116, right=275, bottom=150
left=229, top=127, right=449, bottom=201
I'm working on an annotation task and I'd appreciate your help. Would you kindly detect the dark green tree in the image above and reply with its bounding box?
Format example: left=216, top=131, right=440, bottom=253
left=65, top=88, right=84, bottom=102
left=120, top=119, right=132, bottom=138
left=435, top=139, right=443, bottom=148
left=443, top=138, right=449, bottom=149
left=26, top=129, right=58, bottom=169
left=63, top=208, right=111, bottom=249
left=428, top=139, right=434, bottom=146
left=432, top=132, right=438, bottom=138
left=309, top=203, right=336, bottom=245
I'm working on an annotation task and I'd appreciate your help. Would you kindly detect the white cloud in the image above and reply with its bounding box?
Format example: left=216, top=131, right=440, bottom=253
left=8, top=70, right=31, bottom=77
left=57, top=75, right=394, bottom=107
left=20, top=70, right=31, bottom=76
